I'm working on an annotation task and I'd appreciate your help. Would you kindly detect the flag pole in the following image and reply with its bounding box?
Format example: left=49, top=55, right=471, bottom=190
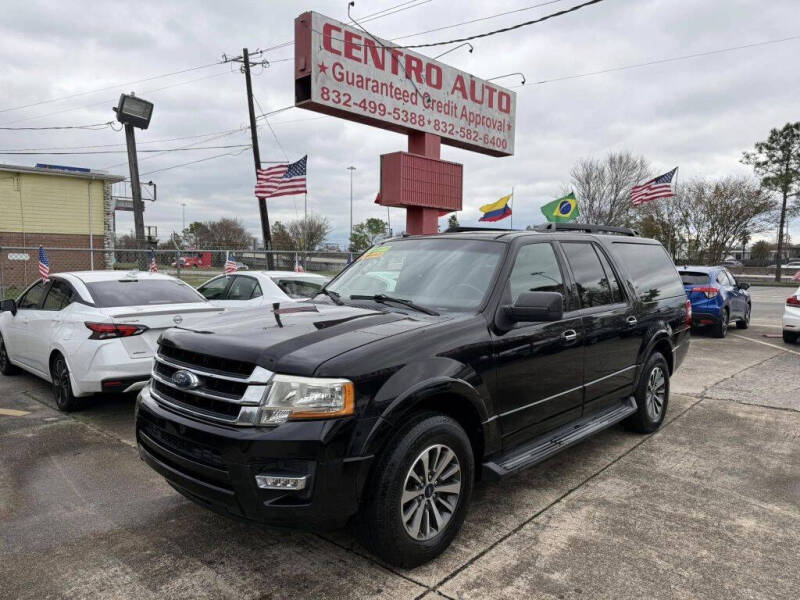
left=510, top=187, right=515, bottom=229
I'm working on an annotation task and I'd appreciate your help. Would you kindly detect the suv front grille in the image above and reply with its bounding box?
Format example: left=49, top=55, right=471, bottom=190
left=158, top=344, right=255, bottom=378
left=152, top=380, right=242, bottom=420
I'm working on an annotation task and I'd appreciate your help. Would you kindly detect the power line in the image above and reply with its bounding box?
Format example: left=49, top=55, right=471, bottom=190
left=398, top=0, right=606, bottom=48
left=253, top=96, right=288, bottom=161
left=0, top=144, right=252, bottom=156
left=517, top=34, right=800, bottom=86
left=140, top=147, right=251, bottom=176
left=392, top=0, right=567, bottom=41
left=0, top=121, right=116, bottom=131
left=0, top=60, right=224, bottom=116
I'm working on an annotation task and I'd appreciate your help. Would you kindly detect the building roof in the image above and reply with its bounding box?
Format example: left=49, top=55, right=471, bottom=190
left=0, top=162, right=125, bottom=183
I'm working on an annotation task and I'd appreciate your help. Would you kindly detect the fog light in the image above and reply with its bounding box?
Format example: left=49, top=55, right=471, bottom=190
left=255, top=474, right=307, bottom=490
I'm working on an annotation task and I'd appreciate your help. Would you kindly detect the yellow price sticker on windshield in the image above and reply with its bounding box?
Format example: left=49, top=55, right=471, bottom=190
left=360, top=245, right=391, bottom=260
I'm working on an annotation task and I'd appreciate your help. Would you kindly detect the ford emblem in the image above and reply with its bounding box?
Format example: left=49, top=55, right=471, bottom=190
left=173, top=315, right=183, bottom=325
left=171, top=369, right=200, bottom=389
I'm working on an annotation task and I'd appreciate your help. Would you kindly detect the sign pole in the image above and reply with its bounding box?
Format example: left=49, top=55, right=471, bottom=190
left=124, top=123, right=146, bottom=270
left=510, top=186, right=514, bottom=230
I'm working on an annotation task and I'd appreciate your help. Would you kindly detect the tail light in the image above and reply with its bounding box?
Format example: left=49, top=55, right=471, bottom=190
left=691, top=286, right=718, bottom=299
left=85, top=322, right=148, bottom=340
left=787, top=295, right=800, bottom=306
left=685, top=298, right=692, bottom=327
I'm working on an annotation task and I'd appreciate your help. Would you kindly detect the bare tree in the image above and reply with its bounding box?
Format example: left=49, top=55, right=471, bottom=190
left=569, top=152, right=650, bottom=226
left=271, top=216, right=332, bottom=251
left=642, top=177, right=775, bottom=264
left=206, top=218, right=251, bottom=249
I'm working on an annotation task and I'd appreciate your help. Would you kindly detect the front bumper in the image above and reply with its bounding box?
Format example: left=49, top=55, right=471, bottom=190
left=135, top=385, right=373, bottom=529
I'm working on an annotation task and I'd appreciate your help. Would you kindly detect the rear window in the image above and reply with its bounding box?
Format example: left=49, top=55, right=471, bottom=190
left=611, top=242, right=685, bottom=303
left=86, top=279, right=204, bottom=307
left=679, top=272, right=710, bottom=286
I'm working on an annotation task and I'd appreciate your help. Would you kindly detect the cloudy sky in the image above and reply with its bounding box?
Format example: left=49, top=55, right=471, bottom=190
left=1, top=0, right=798, bottom=246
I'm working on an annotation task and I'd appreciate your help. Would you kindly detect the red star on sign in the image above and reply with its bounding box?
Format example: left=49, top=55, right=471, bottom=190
left=318, top=62, right=328, bottom=74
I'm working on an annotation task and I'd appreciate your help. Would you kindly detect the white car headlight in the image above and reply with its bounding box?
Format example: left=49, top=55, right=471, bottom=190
left=258, top=375, right=354, bottom=425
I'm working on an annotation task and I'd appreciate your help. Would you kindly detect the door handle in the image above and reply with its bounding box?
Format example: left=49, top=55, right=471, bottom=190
left=561, top=329, right=578, bottom=342
left=626, top=316, right=638, bottom=327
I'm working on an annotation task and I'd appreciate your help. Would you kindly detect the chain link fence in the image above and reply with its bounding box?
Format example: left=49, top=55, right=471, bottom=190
left=1, top=247, right=355, bottom=299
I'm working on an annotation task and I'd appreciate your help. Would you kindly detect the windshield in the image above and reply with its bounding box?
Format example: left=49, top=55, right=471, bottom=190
left=87, top=279, right=205, bottom=307
left=325, top=238, right=505, bottom=312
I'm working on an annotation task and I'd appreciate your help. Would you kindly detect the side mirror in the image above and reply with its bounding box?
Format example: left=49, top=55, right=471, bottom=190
left=503, top=291, right=564, bottom=323
left=738, top=282, right=750, bottom=290
left=0, top=299, right=17, bottom=316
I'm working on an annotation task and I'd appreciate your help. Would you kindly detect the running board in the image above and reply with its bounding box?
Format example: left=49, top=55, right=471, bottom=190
left=482, top=397, right=637, bottom=481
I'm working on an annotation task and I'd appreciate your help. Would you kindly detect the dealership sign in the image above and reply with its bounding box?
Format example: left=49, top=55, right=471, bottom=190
left=294, top=12, right=516, bottom=157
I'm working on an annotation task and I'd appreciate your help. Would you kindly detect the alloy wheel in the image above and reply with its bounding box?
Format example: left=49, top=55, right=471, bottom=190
left=400, top=444, right=462, bottom=541
left=645, top=366, right=666, bottom=421
left=0, top=339, right=8, bottom=370
left=54, top=359, right=71, bottom=407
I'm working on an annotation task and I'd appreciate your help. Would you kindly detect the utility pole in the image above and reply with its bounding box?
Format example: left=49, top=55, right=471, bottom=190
left=348, top=166, right=356, bottom=249
left=227, top=47, right=274, bottom=268
left=124, top=123, right=146, bottom=269
left=181, top=202, right=186, bottom=233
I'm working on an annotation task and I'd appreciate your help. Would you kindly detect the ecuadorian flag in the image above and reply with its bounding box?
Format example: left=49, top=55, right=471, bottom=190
left=540, top=192, right=579, bottom=222
left=479, top=194, right=512, bottom=222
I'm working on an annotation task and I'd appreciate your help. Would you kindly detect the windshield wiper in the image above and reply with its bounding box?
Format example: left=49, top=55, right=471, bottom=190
left=349, top=294, right=439, bottom=316
left=315, top=288, right=344, bottom=305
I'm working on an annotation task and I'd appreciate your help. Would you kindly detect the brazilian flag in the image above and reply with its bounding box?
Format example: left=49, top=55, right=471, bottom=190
left=541, top=192, right=579, bottom=223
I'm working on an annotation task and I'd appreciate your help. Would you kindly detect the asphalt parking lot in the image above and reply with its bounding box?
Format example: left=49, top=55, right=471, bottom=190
left=1, top=286, right=798, bottom=600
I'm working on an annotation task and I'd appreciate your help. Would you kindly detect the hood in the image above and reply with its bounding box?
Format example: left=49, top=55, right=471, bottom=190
left=159, top=302, right=441, bottom=376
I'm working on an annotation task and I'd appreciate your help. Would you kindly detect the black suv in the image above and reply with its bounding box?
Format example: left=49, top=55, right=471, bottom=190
left=135, top=224, right=690, bottom=567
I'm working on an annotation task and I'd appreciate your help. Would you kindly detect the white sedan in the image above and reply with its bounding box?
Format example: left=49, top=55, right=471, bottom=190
left=0, top=271, right=223, bottom=411
left=196, top=271, right=330, bottom=309
left=783, top=286, right=800, bottom=344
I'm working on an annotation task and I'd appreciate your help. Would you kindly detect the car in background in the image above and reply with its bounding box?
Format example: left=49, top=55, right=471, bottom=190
left=720, top=257, right=743, bottom=267
left=678, top=265, right=751, bottom=337
left=0, top=271, right=224, bottom=411
left=783, top=286, right=800, bottom=344
left=196, top=271, right=329, bottom=309
left=767, top=260, right=800, bottom=270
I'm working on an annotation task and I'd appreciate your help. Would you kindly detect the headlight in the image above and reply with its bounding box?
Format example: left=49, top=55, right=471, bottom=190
left=258, top=375, right=354, bottom=425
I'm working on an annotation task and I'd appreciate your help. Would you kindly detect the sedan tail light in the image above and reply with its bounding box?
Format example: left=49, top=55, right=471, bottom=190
left=685, top=298, right=692, bottom=327
left=787, top=295, right=800, bottom=306
left=691, top=286, right=719, bottom=299
left=85, top=322, right=148, bottom=340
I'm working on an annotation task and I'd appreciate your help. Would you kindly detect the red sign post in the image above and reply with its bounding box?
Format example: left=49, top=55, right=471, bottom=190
left=294, top=11, right=516, bottom=234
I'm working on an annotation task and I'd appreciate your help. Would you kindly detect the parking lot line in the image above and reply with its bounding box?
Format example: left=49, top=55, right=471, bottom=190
left=729, top=334, right=800, bottom=356
left=0, top=408, right=31, bottom=416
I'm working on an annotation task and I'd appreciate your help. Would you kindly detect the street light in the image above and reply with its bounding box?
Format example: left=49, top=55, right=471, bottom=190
left=347, top=166, right=356, bottom=243
left=113, top=92, right=153, bottom=269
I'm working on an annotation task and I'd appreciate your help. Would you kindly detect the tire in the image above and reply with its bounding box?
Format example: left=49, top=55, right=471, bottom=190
left=712, top=309, right=729, bottom=338
left=51, top=353, right=80, bottom=412
left=358, top=413, right=474, bottom=568
left=736, top=303, right=751, bottom=329
left=0, top=334, right=20, bottom=375
left=624, top=352, right=670, bottom=434
left=784, top=330, right=799, bottom=344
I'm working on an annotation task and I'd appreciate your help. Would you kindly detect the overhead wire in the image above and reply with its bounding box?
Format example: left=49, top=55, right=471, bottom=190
left=0, top=144, right=252, bottom=156
left=140, top=147, right=252, bottom=176
left=0, top=121, right=116, bottom=131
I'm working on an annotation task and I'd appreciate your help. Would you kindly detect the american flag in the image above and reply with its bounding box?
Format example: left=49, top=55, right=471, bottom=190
left=255, top=155, right=307, bottom=199
left=224, top=251, right=238, bottom=274
left=38, top=246, right=49, bottom=282
left=631, top=167, right=678, bottom=206
left=149, top=249, right=158, bottom=273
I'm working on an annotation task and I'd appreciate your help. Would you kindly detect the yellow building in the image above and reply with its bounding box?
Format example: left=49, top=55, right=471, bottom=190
left=1, top=163, right=124, bottom=287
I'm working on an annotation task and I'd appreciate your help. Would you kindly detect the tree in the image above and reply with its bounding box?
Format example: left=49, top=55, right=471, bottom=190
left=568, top=151, right=650, bottom=226
left=349, top=218, right=388, bottom=252
left=642, top=176, right=774, bottom=264
left=447, top=214, right=459, bottom=230
left=750, top=240, right=772, bottom=261
left=742, top=122, right=800, bottom=280
left=205, top=218, right=251, bottom=249
left=270, top=216, right=332, bottom=251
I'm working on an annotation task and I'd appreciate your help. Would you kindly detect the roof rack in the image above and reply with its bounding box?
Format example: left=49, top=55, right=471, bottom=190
left=533, top=222, right=639, bottom=237
left=445, top=226, right=515, bottom=233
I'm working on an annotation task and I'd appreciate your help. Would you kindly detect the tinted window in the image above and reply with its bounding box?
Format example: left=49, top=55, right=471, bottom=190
left=228, top=276, right=259, bottom=300
left=86, top=279, right=203, bottom=307
left=18, top=281, right=46, bottom=309
left=562, top=243, right=614, bottom=308
left=273, top=277, right=325, bottom=299
left=42, top=280, right=73, bottom=311
left=595, top=246, right=623, bottom=303
left=680, top=272, right=710, bottom=286
left=327, top=238, right=505, bottom=312
left=611, top=242, right=685, bottom=303
left=508, top=243, right=565, bottom=304
left=198, top=277, right=231, bottom=300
